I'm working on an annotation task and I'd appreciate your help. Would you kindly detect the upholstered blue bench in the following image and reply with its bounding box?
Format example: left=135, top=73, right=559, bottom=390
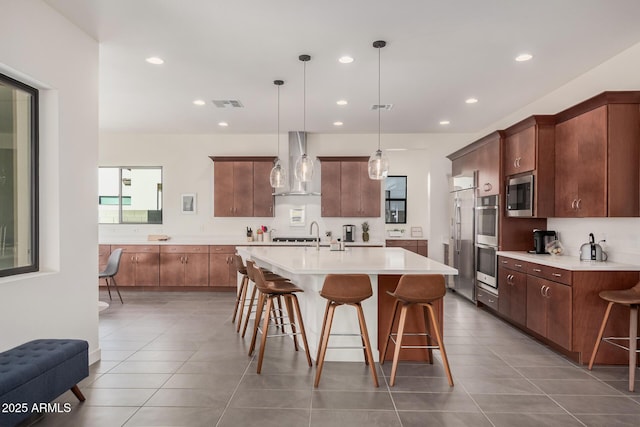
left=0, top=339, right=88, bottom=427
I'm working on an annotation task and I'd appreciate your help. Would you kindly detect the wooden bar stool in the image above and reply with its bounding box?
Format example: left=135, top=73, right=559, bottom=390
left=315, top=274, right=379, bottom=387
left=239, top=256, right=288, bottom=337
left=381, top=274, right=453, bottom=387
left=588, top=281, right=640, bottom=392
left=246, top=261, right=312, bottom=374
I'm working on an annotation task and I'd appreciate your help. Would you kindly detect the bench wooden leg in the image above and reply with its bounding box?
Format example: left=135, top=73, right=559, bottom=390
left=70, top=385, right=85, bottom=402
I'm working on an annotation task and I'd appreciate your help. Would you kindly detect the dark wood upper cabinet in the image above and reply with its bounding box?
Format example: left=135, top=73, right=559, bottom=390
left=554, top=93, right=640, bottom=217
left=211, top=157, right=276, bottom=217
left=503, top=116, right=556, bottom=218
left=319, top=157, right=381, bottom=218
left=475, top=132, right=501, bottom=196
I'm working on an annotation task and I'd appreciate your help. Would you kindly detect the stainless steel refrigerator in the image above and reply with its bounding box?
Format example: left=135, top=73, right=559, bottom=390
left=447, top=172, right=476, bottom=302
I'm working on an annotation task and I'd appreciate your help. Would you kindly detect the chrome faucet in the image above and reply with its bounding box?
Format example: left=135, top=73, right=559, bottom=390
left=309, top=221, right=320, bottom=250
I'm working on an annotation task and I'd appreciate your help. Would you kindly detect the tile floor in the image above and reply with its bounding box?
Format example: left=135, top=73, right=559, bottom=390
left=34, top=290, right=640, bottom=426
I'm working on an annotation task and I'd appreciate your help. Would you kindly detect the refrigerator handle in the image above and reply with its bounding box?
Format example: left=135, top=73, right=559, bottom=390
left=455, top=202, right=462, bottom=252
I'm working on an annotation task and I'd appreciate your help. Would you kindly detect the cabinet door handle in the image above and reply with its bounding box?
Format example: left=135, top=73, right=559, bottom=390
left=483, top=183, right=492, bottom=192
left=532, top=268, right=541, bottom=272
left=184, top=256, right=188, bottom=264
left=501, top=260, right=508, bottom=264
left=514, top=263, right=522, bottom=268
left=576, top=199, right=582, bottom=209
left=571, top=199, right=577, bottom=209
left=488, top=298, right=495, bottom=303
left=540, top=285, right=545, bottom=297
left=552, top=273, right=562, bottom=277
left=544, top=286, right=550, bottom=297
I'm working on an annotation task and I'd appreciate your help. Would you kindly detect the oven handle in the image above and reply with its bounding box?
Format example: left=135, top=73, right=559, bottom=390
left=475, top=242, right=498, bottom=250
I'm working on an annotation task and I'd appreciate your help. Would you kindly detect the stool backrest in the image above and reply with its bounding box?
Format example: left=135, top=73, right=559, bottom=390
left=245, top=260, right=267, bottom=291
left=321, top=274, right=372, bottom=302
left=394, top=274, right=446, bottom=302
left=233, top=253, right=247, bottom=275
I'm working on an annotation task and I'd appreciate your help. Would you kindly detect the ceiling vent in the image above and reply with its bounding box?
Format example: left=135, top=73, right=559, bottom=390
left=212, top=100, right=244, bottom=108
left=371, top=104, right=393, bottom=111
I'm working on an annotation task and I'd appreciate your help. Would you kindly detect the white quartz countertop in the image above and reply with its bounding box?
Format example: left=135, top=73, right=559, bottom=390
left=237, top=246, right=458, bottom=275
left=497, top=251, right=640, bottom=271
left=99, top=237, right=384, bottom=247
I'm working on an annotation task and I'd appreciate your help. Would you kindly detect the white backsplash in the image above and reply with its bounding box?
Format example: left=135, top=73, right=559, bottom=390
left=547, top=217, right=640, bottom=265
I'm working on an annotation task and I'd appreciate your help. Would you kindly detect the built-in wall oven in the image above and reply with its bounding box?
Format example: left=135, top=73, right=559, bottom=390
left=476, top=243, right=497, bottom=290
left=475, top=195, right=498, bottom=291
left=476, top=195, right=498, bottom=246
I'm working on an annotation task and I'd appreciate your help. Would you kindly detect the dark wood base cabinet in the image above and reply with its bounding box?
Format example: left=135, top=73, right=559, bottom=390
left=492, top=256, right=639, bottom=365
left=385, top=239, right=428, bottom=256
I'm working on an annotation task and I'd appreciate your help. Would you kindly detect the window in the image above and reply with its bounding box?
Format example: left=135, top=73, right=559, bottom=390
left=98, top=167, right=163, bottom=224
left=385, top=175, right=407, bottom=224
left=0, top=73, right=39, bottom=277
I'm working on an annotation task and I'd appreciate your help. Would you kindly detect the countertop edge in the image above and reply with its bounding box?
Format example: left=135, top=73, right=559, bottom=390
left=497, top=251, right=640, bottom=271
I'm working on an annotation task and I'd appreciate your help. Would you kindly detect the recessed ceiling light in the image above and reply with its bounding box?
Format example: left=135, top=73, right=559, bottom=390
left=218, top=122, right=228, bottom=127
left=338, top=56, right=354, bottom=64
left=193, top=100, right=206, bottom=106
left=465, top=98, right=478, bottom=104
left=515, top=53, right=533, bottom=62
left=336, top=100, right=348, bottom=106
left=145, top=56, right=164, bottom=65
left=439, top=120, right=451, bottom=125
left=333, top=121, right=343, bottom=126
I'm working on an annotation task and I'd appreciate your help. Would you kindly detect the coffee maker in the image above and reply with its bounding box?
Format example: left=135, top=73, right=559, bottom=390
left=533, top=229, right=557, bottom=254
left=343, top=224, right=355, bottom=242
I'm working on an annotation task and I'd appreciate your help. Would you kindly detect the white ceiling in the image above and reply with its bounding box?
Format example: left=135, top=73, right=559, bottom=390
left=45, top=0, right=640, bottom=135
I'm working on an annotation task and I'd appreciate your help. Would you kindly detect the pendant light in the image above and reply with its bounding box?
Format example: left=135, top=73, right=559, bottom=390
left=270, top=80, right=286, bottom=188
left=368, top=40, right=390, bottom=180
left=294, top=54, right=314, bottom=182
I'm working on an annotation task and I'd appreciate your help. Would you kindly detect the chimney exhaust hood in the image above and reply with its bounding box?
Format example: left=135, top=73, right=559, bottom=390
left=273, top=131, right=321, bottom=196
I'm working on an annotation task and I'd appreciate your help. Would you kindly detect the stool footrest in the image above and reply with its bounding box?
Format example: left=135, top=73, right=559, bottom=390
left=602, top=337, right=640, bottom=353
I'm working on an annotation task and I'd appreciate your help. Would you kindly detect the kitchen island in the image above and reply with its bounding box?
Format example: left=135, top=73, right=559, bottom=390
left=237, top=246, right=457, bottom=362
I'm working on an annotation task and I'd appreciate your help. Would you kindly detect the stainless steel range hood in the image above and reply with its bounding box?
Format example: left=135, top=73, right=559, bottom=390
left=273, top=131, right=321, bottom=196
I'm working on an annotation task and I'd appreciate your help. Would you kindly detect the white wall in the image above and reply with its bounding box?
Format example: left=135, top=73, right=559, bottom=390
left=0, top=1, right=100, bottom=361
left=473, top=41, right=640, bottom=264
left=99, top=41, right=640, bottom=266
left=99, top=132, right=471, bottom=262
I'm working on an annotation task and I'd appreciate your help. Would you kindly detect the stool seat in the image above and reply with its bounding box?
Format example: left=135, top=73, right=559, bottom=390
left=600, top=285, right=640, bottom=305
left=319, top=274, right=372, bottom=304
left=263, top=280, right=303, bottom=294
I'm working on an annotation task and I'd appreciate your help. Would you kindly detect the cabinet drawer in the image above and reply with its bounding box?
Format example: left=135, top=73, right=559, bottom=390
left=161, top=245, right=209, bottom=254
left=386, top=240, right=416, bottom=248
left=476, top=286, right=499, bottom=311
left=115, top=245, right=160, bottom=253
left=209, top=245, right=236, bottom=254
left=528, top=263, right=572, bottom=285
left=498, top=256, right=528, bottom=271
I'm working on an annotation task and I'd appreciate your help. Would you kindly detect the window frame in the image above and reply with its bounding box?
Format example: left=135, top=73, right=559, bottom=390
left=98, top=166, right=163, bottom=224
left=0, top=72, right=39, bottom=278
left=385, top=175, right=407, bottom=224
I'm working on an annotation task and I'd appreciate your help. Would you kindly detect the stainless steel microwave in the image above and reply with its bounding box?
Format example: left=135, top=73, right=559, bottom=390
left=506, top=174, right=534, bottom=217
